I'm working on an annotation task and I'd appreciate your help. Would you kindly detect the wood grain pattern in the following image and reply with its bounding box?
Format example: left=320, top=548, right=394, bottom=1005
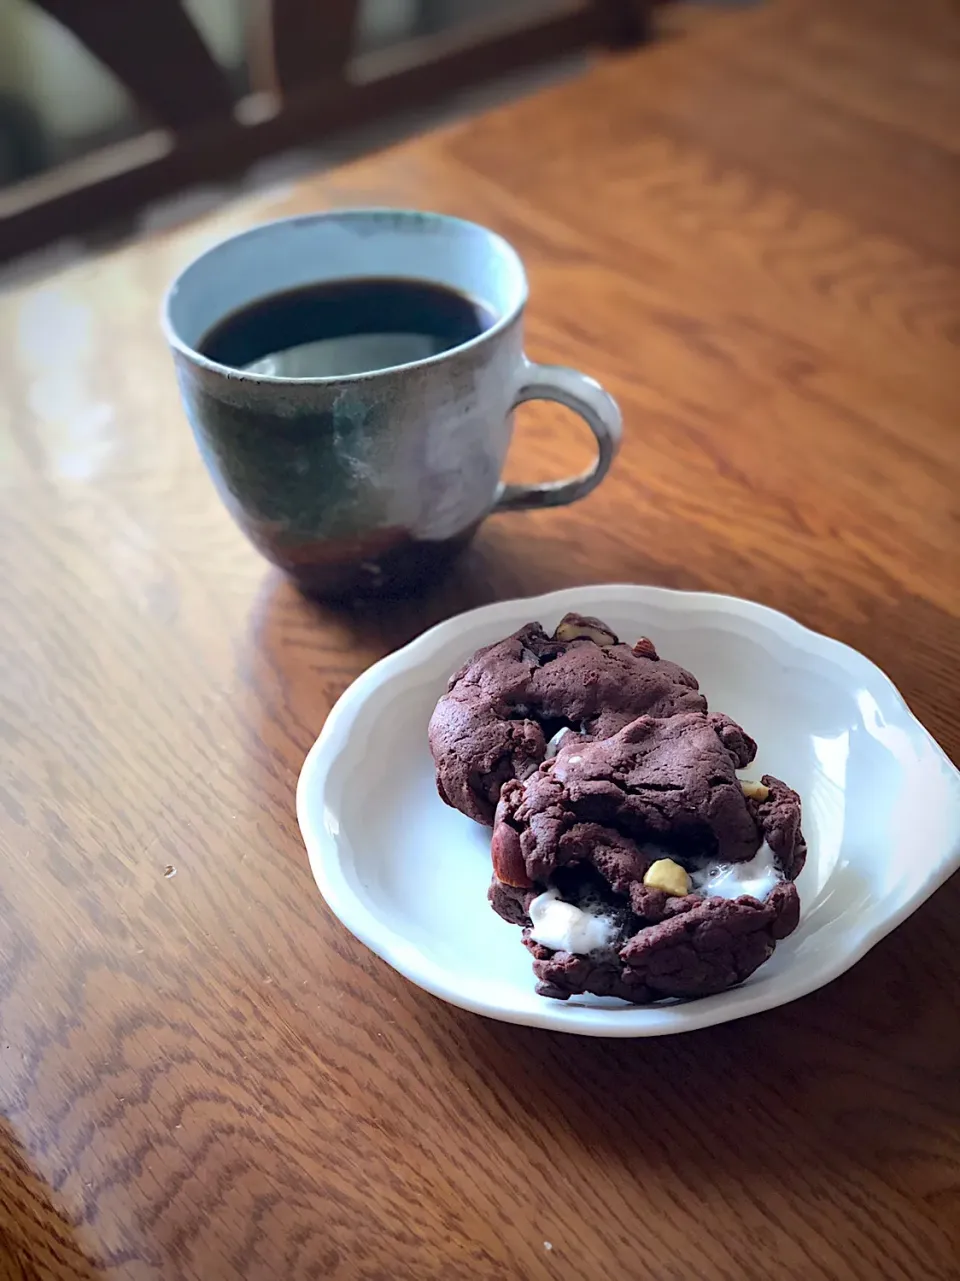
left=1, top=0, right=958, bottom=1277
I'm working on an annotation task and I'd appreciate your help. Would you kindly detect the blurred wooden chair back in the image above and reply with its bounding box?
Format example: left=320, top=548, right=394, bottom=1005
left=0, top=0, right=649, bottom=264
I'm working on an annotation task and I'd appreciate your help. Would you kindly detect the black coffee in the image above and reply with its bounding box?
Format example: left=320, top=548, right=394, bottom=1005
left=199, top=277, right=496, bottom=378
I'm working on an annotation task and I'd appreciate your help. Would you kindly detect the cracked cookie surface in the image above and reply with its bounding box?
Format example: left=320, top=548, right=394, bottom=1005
left=428, top=613, right=706, bottom=825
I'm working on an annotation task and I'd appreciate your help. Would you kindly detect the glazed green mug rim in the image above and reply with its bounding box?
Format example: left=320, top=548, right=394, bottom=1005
left=160, top=207, right=530, bottom=387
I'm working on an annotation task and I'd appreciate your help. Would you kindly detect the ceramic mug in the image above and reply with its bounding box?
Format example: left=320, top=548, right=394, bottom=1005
left=162, top=209, right=621, bottom=597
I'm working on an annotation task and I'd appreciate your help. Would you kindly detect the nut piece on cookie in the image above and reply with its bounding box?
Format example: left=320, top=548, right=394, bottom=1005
left=643, top=858, right=691, bottom=897
left=741, top=779, right=771, bottom=801
left=552, top=612, right=618, bottom=647
left=491, top=814, right=533, bottom=888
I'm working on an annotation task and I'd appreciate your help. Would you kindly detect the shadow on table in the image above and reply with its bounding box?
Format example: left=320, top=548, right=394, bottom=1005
left=243, top=525, right=604, bottom=757
left=249, top=518, right=709, bottom=670
left=241, top=530, right=550, bottom=758
left=242, top=512, right=716, bottom=778
left=422, top=872, right=960, bottom=1194
left=0, top=1119, right=104, bottom=1281
left=275, top=527, right=571, bottom=655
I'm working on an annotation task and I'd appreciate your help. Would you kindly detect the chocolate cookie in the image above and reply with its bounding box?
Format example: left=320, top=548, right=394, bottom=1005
left=488, top=712, right=806, bottom=1003
left=428, top=613, right=706, bottom=825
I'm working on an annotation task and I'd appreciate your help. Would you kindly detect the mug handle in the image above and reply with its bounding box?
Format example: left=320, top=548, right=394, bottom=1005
left=492, top=359, right=622, bottom=513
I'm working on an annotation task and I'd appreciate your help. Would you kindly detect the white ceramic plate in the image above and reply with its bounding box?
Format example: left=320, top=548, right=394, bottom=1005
left=297, top=585, right=960, bottom=1036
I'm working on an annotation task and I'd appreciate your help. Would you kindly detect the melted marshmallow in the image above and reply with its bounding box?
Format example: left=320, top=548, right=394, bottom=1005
left=528, top=888, right=618, bottom=955
left=544, top=727, right=574, bottom=759
left=691, top=842, right=782, bottom=901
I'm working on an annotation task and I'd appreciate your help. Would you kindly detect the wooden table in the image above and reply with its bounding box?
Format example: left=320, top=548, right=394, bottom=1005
left=2, top=2, right=958, bottom=1277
